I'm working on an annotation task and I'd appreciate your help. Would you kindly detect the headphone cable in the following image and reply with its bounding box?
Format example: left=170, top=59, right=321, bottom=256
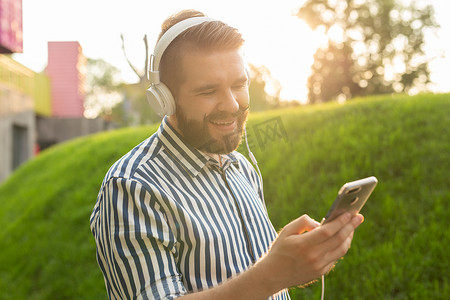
left=244, top=126, right=266, bottom=208
left=321, top=274, right=325, bottom=300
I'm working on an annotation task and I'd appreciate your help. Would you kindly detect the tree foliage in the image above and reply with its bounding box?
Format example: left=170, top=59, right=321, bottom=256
left=84, top=54, right=160, bottom=126
left=84, top=58, right=123, bottom=119
left=248, top=64, right=281, bottom=111
left=119, top=34, right=161, bottom=126
left=297, top=0, right=438, bottom=103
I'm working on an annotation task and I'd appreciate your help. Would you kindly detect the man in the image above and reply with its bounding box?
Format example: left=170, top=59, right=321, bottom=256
left=90, top=9, right=363, bottom=300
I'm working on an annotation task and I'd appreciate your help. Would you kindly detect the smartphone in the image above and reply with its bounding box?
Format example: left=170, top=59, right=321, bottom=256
left=321, top=176, right=378, bottom=225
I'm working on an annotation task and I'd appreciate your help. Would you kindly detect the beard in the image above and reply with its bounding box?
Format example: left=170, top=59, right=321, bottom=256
left=175, top=106, right=249, bottom=154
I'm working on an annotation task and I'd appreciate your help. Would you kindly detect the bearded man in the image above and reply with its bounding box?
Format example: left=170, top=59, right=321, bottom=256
left=90, top=9, right=363, bottom=300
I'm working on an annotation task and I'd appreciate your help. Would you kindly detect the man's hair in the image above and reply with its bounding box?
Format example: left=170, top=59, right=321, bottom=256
left=157, top=9, right=244, bottom=99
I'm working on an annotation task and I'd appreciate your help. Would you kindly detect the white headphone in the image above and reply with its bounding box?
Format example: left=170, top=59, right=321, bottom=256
left=146, top=17, right=215, bottom=117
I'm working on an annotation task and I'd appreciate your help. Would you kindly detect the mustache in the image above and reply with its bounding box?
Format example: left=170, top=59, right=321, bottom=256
left=205, top=106, right=249, bottom=121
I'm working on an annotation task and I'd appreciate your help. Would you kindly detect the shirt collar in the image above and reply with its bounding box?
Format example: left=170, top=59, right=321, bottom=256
left=157, top=117, right=239, bottom=176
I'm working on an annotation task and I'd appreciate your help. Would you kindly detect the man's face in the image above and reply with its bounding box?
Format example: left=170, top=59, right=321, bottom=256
left=168, top=48, right=250, bottom=154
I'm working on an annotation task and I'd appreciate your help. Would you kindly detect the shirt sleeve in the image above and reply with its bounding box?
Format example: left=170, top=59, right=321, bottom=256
left=92, top=177, right=187, bottom=299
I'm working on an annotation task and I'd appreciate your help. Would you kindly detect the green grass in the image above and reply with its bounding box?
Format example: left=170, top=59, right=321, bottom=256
left=0, top=93, right=448, bottom=299
left=0, top=126, right=158, bottom=300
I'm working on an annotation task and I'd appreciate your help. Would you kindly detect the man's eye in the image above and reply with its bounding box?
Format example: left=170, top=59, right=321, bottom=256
left=200, top=90, right=215, bottom=96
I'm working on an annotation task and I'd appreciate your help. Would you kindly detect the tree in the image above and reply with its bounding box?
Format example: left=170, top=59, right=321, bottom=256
left=248, top=64, right=281, bottom=111
left=119, top=34, right=161, bottom=125
left=84, top=58, right=123, bottom=119
left=297, top=0, right=438, bottom=103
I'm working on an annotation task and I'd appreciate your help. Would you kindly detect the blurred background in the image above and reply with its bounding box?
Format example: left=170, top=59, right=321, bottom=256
left=1, top=0, right=449, bottom=182
left=0, top=0, right=449, bottom=299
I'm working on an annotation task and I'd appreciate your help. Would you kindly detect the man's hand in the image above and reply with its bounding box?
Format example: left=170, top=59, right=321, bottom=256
left=180, top=213, right=363, bottom=300
left=253, top=213, right=364, bottom=295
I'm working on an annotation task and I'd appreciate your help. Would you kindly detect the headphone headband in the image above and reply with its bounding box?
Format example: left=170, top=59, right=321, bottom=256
left=149, top=17, right=215, bottom=82
left=146, top=16, right=219, bottom=117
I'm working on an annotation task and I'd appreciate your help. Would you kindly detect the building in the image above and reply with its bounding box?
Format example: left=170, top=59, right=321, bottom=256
left=0, top=54, right=34, bottom=182
left=0, top=41, right=111, bottom=184
left=37, top=41, right=108, bottom=149
left=0, top=0, right=23, bottom=53
left=0, top=0, right=28, bottom=182
left=0, top=1, right=111, bottom=184
left=46, top=41, right=85, bottom=117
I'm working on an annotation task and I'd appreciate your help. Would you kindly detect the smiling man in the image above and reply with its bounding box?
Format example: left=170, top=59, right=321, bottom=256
left=90, top=9, right=363, bottom=300
left=172, top=48, right=249, bottom=155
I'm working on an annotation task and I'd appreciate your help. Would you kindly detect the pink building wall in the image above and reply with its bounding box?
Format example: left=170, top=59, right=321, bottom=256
left=0, top=0, right=23, bottom=53
left=46, top=41, right=86, bottom=118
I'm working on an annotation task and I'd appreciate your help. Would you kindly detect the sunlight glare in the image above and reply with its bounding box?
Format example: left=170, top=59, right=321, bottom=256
left=11, top=0, right=450, bottom=107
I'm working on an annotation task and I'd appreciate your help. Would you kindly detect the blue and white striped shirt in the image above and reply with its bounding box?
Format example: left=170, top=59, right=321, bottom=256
left=90, top=118, right=290, bottom=299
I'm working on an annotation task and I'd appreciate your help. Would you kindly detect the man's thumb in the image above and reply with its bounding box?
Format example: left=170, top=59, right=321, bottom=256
left=280, top=214, right=321, bottom=236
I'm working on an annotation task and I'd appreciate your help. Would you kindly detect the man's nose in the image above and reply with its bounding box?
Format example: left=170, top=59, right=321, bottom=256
left=217, top=89, right=240, bottom=113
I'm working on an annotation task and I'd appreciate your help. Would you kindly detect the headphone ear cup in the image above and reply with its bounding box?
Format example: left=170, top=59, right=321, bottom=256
left=157, top=82, right=176, bottom=116
left=146, top=82, right=176, bottom=116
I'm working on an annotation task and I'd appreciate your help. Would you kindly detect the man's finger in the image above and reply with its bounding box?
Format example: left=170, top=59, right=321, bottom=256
left=280, top=214, right=321, bottom=236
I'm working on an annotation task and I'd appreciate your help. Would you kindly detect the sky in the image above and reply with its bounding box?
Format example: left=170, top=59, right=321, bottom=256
left=12, top=0, right=450, bottom=103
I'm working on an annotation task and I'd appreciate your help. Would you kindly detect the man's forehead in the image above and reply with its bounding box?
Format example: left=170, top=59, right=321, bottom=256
left=180, top=48, right=245, bottom=73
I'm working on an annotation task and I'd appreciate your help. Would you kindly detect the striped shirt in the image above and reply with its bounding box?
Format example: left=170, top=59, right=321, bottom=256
left=90, top=118, right=290, bottom=300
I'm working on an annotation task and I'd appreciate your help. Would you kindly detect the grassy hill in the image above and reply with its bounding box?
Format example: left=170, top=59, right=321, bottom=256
left=0, top=93, right=448, bottom=299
